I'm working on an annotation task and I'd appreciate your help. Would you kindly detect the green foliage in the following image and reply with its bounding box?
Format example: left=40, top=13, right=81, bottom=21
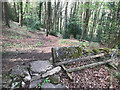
left=37, top=77, right=50, bottom=89
left=23, top=13, right=44, bottom=31
left=63, top=15, right=82, bottom=39
left=8, top=4, right=18, bottom=22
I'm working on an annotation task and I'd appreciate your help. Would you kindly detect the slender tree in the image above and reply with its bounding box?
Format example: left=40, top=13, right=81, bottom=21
left=44, top=2, right=47, bottom=29
left=65, top=2, right=68, bottom=30
left=81, top=2, right=90, bottom=40
left=3, top=2, right=10, bottom=28
left=19, top=1, right=23, bottom=27
left=53, top=1, right=60, bottom=31
left=38, top=2, right=43, bottom=22
left=46, top=2, right=51, bottom=36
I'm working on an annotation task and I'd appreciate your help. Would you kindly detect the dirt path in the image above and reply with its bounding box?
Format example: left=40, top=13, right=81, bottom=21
left=2, top=22, right=83, bottom=74
left=2, top=22, right=60, bottom=73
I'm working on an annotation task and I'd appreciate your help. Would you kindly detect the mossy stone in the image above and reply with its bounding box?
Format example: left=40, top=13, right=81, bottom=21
left=92, top=48, right=100, bottom=54
left=68, top=47, right=72, bottom=52
left=85, top=49, right=94, bottom=54
left=73, top=47, right=82, bottom=58
left=49, top=75, right=60, bottom=84
left=75, top=47, right=82, bottom=56
left=99, top=48, right=110, bottom=53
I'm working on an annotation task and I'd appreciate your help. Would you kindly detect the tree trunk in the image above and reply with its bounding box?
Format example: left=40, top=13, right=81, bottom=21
left=19, top=1, right=23, bottom=27
left=81, top=2, right=90, bottom=40
left=90, top=12, right=97, bottom=41
left=14, top=2, right=17, bottom=17
left=53, top=1, right=60, bottom=31
left=39, top=2, right=43, bottom=22
left=3, top=2, right=10, bottom=28
left=53, top=2, right=57, bottom=31
left=65, top=2, right=68, bottom=29
left=16, top=2, right=19, bottom=22
left=27, top=0, right=30, bottom=15
left=46, top=2, right=51, bottom=36
left=60, top=11, right=62, bottom=33
left=44, top=2, right=47, bottom=29
left=2, top=2, right=5, bottom=22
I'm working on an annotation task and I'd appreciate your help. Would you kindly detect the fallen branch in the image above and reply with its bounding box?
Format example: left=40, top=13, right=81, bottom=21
left=66, top=58, right=114, bottom=72
left=61, top=65, right=73, bottom=81
left=55, top=53, right=105, bottom=66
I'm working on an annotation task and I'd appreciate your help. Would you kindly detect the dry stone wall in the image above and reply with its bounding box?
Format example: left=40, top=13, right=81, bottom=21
left=52, top=46, right=82, bottom=64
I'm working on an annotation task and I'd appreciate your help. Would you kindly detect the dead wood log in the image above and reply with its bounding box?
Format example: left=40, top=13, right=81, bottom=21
left=61, top=65, right=73, bottom=81
left=66, top=59, right=114, bottom=72
left=55, top=53, right=105, bottom=66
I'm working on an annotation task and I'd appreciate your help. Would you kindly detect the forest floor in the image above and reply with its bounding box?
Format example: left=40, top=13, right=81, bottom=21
left=2, top=22, right=120, bottom=88
left=2, top=22, right=84, bottom=74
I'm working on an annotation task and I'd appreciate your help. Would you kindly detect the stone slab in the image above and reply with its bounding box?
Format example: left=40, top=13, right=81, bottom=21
left=42, top=66, right=61, bottom=78
left=41, top=83, right=55, bottom=89
left=30, top=60, right=53, bottom=73
left=29, top=79, right=42, bottom=88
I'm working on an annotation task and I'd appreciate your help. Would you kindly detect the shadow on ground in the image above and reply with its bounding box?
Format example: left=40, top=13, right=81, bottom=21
left=2, top=51, right=51, bottom=61
left=2, top=51, right=51, bottom=73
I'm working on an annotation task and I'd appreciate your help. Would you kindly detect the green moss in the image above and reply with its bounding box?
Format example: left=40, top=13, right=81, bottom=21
left=73, top=47, right=82, bottom=58
left=92, top=48, right=100, bottom=54
left=49, top=75, right=60, bottom=84
left=73, top=52, right=78, bottom=59
left=99, top=48, right=110, bottom=53
left=85, top=49, right=94, bottom=53
left=68, top=47, right=72, bottom=52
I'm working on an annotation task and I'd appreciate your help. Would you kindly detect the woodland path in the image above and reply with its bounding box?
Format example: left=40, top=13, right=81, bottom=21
left=2, top=22, right=60, bottom=74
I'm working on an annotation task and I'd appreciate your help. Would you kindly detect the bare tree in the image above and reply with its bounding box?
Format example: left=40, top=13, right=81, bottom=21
left=46, top=2, right=51, bottom=36
left=39, top=2, right=43, bottom=22
left=3, top=2, right=10, bottom=28
left=81, top=2, right=90, bottom=40
left=19, top=1, right=23, bottom=27
left=65, top=2, right=68, bottom=29
left=53, top=1, right=60, bottom=31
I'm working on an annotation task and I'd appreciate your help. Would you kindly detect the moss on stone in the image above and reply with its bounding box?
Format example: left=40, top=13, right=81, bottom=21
left=73, top=52, right=78, bottom=59
left=68, top=47, right=72, bottom=52
left=75, top=47, right=82, bottom=56
left=85, top=49, right=94, bottom=53
left=49, top=75, right=60, bottom=84
left=72, top=47, right=82, bottom=59
left=99, top=48, right=110, bottom=53
left=92, top=48, right=100, bottom=54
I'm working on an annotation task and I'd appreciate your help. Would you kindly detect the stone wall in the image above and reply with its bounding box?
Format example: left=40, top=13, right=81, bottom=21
left=52, top=46, right=82, bottom=64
